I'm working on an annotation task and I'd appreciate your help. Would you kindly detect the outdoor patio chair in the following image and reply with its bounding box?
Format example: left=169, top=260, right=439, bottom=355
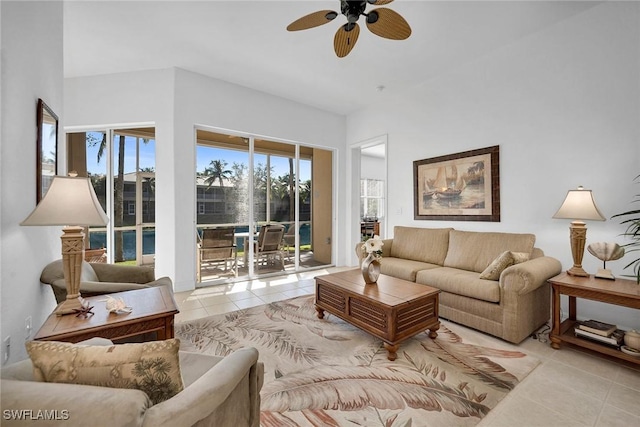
left=283, top=224, right=297, bottom=261
left=246, top=224, right=286, bottom=270
left=197, top=227, right=237, bottom=281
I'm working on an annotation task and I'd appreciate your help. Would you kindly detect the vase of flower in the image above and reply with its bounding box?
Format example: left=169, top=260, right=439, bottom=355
left=361, top=235, right=384, bottom=284
left=361, top=253, right=381, bottom=284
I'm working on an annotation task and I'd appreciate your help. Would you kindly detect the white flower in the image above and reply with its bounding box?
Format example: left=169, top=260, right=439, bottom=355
left=362, top=235, right=384, bottom=255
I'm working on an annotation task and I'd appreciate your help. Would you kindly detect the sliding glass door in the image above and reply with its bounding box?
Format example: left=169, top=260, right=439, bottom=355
left=196, top=128, right=333, bottom=284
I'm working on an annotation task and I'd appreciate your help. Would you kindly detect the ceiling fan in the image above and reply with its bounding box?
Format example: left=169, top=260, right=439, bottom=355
left=287, top=0, right=411, bottom=58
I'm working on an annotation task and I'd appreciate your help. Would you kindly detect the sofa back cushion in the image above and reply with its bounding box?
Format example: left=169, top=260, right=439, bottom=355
left=443, top=230, right=536, bottom=273
left=390, top=226, right=453, bottom=265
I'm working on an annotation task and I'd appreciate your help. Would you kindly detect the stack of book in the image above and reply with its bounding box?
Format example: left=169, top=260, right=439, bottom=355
left=574, top=320, right=625, bottom=348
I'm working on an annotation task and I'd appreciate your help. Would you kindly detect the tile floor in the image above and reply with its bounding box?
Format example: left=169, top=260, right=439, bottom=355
left=174, top=267, right=640, bottom=427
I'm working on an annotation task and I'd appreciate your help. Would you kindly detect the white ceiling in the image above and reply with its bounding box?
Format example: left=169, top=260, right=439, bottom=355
left=64, top=1, right=600, bottom=116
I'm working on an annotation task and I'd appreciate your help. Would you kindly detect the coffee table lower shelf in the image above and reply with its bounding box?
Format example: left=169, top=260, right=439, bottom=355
left=552, top=319, right=640, bottom=365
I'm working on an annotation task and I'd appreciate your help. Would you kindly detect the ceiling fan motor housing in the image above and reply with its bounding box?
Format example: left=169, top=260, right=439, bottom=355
left=341, top=0, right=367, bottom=23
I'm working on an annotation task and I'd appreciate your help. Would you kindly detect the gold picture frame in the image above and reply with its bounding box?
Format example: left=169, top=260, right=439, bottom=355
left=413, top=145, right=500, bottom=222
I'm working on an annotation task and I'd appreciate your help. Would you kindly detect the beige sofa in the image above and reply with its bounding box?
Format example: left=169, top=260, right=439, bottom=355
left=0, top=338, right=263, bottom=427
left=40, top=259, right=173, bottom=303
left=357, top=226, right=562, bottom=344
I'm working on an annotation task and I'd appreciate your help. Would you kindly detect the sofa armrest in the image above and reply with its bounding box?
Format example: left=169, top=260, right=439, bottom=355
left=146, top=277, right=173, bottom=288
left=500, top=256, right=562, bottom=295
left=90, top=263, right=156, bottom=283
left=142, top=347, right=261, bottom=427
left=0, top=379, right=151, bottom=427
left=50, top=279, right=150, bottom=295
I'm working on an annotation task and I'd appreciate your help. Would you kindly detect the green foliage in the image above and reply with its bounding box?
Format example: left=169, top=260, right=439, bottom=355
left=612, top=175, right=640, bottom=283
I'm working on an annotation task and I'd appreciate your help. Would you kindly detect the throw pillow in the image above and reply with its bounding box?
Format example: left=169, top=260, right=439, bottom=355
left=479, top=251, right=514, bottom=280
left=26, top=338, right=183, bottom=405
left=510, top=251, right=531, bottom=264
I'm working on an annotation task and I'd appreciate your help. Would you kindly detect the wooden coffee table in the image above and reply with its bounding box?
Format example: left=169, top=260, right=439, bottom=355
left=34, top=286, right=179, bottom=343
left=315, top=269, right=440, bottom=360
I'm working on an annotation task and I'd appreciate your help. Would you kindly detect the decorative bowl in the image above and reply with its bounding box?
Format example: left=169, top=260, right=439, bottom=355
left=624, top=330, right=640, bottom=351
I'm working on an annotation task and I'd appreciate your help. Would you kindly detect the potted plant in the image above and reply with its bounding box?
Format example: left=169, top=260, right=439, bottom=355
left=612, top=174, right=640, bottom=283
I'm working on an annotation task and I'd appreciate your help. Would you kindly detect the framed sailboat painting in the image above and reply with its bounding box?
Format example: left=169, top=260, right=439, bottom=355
left=413, top=145, right=500, bottom=221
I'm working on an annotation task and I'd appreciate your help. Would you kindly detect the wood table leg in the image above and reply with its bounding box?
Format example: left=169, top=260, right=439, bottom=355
left=550, top=284, right=561, bottom=349
left=315, top=306, right=325, bottom=319
left=428, top=321, right=440, bottom=339
left=165, top=315, right=174, bottom=339
left=383, top=343, right=398, bottom=361
left=568, top=295, right=577, bottom=321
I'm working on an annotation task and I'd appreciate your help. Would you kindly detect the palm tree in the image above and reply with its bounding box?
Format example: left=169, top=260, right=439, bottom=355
left=141, top=167, right=155, bottom=223
left=288, top=158, right=295, bottom=222
left=88, top=132, right=150, bottom=262
left=114, top=135, right=126, bottom=262
left=299, top=180, right=311, bottom=204
left=204, top=159, right=232, bottom=189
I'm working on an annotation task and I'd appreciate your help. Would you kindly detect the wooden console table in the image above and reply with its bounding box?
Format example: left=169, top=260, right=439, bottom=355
left=549, top=272, right=640, bottom=365
left=34, top=286, right=178, bottom=343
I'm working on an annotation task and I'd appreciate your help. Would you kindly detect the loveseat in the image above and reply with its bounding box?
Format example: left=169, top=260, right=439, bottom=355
left=0, top=338, right=264, bottom=427
left=356, top=226, right=562, bottom=344
left=40, top=259, right=173, bottom=303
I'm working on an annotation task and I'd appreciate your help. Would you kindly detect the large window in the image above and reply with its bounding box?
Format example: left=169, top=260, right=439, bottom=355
left=360, top=178, right=385, bottom=220
left=67, top=127, right=156, bottom=265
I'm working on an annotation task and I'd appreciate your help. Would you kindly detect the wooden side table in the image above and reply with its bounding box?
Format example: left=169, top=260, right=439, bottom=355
left=549, top=272, right=640, bottom=365
left=34, top=286, right=179, bottom=343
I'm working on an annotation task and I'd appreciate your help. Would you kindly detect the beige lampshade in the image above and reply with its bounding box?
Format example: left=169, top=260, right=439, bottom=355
left=21, top=176, right=108, bottom=226
left=553, top=186, right=605, bottom=221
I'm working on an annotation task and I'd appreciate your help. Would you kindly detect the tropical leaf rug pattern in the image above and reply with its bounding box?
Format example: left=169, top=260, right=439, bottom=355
left=175, top=294, right=539, bottom=427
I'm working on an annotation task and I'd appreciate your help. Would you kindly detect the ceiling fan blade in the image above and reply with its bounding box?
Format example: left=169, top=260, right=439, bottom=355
left=334, top=23, right=360, bottom=58
left=368, top=0, right=395, bottom=5
left=366, top=7, right=411, bottom=40
left=287, top=10, right=338, bottom=31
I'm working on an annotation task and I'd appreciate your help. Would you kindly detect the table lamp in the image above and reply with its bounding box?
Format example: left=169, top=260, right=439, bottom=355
left=553, top=186, right=605, bottom=277
left=21, top=175, right=108, bottom=315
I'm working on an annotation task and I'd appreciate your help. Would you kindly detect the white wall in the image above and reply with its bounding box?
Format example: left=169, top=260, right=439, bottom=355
left=65, top=67, right=346, bottom=292
left=0, top=1, right=63, bottom=364
left=347, top=2, right=640, bottom=329
left=361, top=155, right=385, bottom=181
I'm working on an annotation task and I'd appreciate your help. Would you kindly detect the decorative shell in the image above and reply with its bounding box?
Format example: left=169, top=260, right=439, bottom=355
left=105, top=296, right=132, bottom=314
left=624, top=330, right=640, bottom=351
left=587, top=242, right=625, bottom=262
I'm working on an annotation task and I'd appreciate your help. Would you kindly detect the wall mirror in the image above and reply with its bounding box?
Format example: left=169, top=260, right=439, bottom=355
left=36, top=98, right=58, bottom=203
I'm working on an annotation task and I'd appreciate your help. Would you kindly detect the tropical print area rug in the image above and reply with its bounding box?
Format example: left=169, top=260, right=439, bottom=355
left=175, top=294, right=539, bottom=427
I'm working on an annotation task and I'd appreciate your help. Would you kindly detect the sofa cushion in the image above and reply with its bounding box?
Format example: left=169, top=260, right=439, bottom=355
left=390, top=226, right=453, bottom=265
left=416, top=267, right=501, bottom=303
left=479, top=251, right=531, bottom=280
left=511, top=252, right=531, bottom=264
left=26, top=339, right=184, bottom=405
left=443, top=230, right=535, bottom=273
left=479, top=251, right=514, bottom=280
left=379, top=257, right=441, bottom=282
